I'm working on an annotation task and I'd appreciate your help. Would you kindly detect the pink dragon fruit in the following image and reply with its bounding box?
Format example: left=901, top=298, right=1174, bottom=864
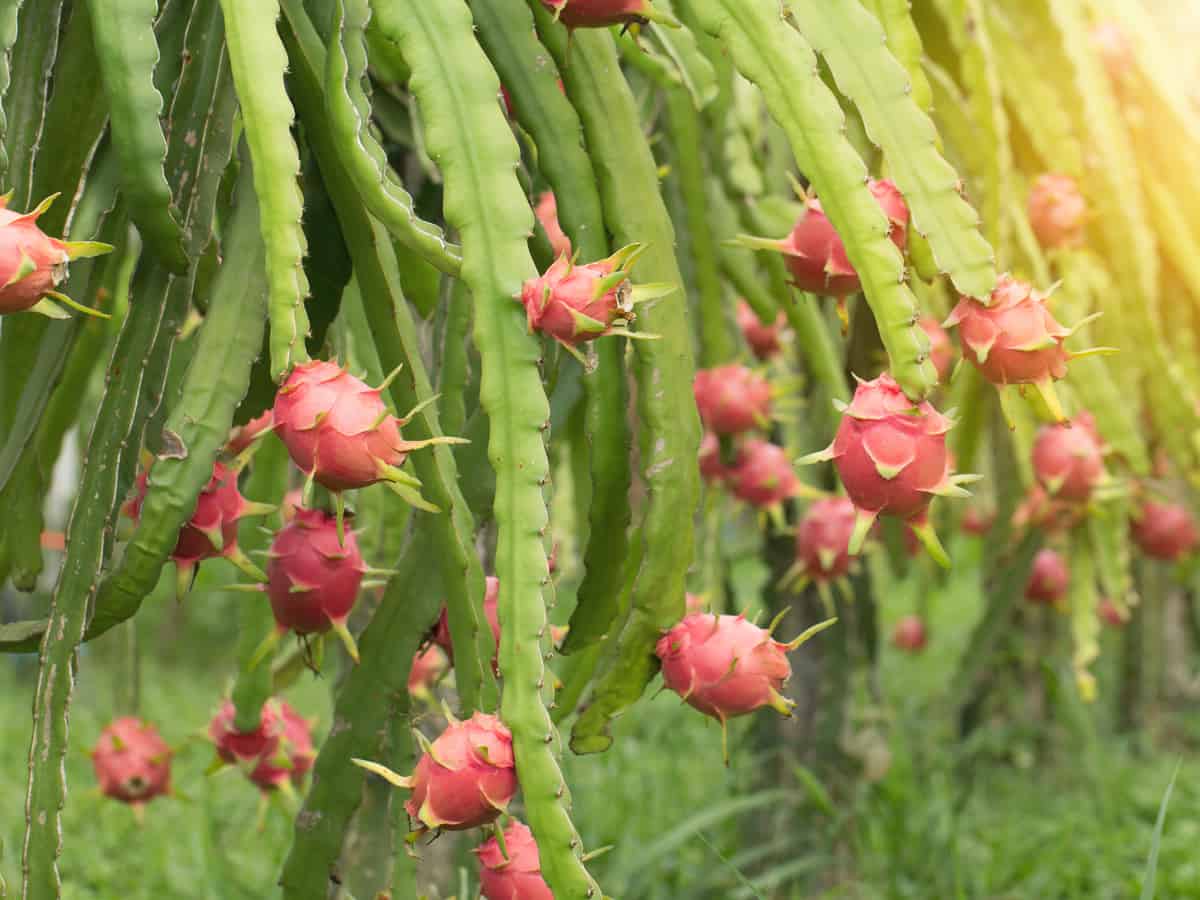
left=698, top=432, right=735, bottom=484
left=245, top=703, right=315, bottom=793
left=1031, top=415, right=1105, bottom=502
left=91, top=717, right=172, bottom=808
left=693, top=364, right=772, bottom=435
left=794, top=497, right=857, bottom=583
left=0, top=193, right=112, bottom=318
left=208, top=698, right=284, bottom=770
left=534, top=191, right=571, bottom=259
left=266, top=508, right=367, bottom=661
left=1028, top=174, right=1088, bottom=250
left=353, top=712, right=517, bottom=833
left=1012, top=484, right=1085, bottom=535
left=655, top=612, right=833, bottom=756
left=273, top=359, right=456, bottom=504
left=891, top=615, right=927, bottom=653
left=541, top=0, right=677, bottom=28
left=727, top=439, right=798, bottom=509
left=961, top=506, right=995, bottom=536
left=944, top=275, right=1100, bottom=420
left=738, top=179, right=908, bottom=299
left=226, top=410, right=275, bottom=455
left=475, top=820, right=553, bottom=900
left=431, top=575, right=502, bottom=670
left=1131, top=501, right=1199, bottom=561
left=1025, top=548, right=1070, bottom=605
left=801, top=372, right=974, bottom=566
left=736, top=300, right=786, bottom=360
left=919, top=316, right=956, bottom=382
left=408, top=646, right=448, bottom=699
left=1097, top=597, right=1128, bottom=628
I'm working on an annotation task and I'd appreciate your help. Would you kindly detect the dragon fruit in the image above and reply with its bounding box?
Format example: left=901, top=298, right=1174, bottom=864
left=961, top=506, right=995, bottom=536
left=794, top=497, right=857, bottom=583
left=273, top=359, right=456, bottom=505
left=226, top=410, right=275, bottom=455
left=208, top=698, right=314, bottom=794
left=698, top=432, right=736, bottom=484
left=693, top=364, right=772, bottom=435
left=919, top=316, right=956, bottom=382
left=519, top=244, right=667, bottom=356
left=945, top=275, right=1099, bottom=420
left=91, top=718, right=171, bottom=808
left=1012, top=484, right=1085, bottom=535
left=475, top=820, right=553, bottom=900
left=1025, top=548, right=1070, bottom=605
left=534, top=191, right=571, bottom=259
left=1131, top=501, right=1198, bottom=562
left=801, top=372, right=974, bottom=566
left=655, top=612, right=833, bottom=757
left=432, top=575, right=502, bottom=669
left=1028, top=174, right=1088, bottom=250
left=541, top=0, right=678, bottom=28
left=408, top=646, right=449, bottom=699
left=353, top=712, right=517, bottom=833
left=1097, top=597, right=1128, bottom=628
left=0, top=193, right=112, bottom=318
left=265, top=508, right=367, bottom=661
left=245, top=703, right=315, bottom=793
left=891, top=615, right=927, bottom=653
left=1031, top=415, right=1105, bottom=502
left=736, top=300, right=786, bottom=360
left=737, top=179, right=908, bottom=299
left=727, top=439, right=798, bottom=509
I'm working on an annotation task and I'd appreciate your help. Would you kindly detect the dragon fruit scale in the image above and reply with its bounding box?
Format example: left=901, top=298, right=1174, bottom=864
left=91, top=718, right=172, bottom=810
left=475, top=821, right=554, bottom=900
left=541, top=0, right=679, bottom=29
left=0, top=192, right=113, bottom=318
left=353, top=712, right=517, bottom=833
left=800, top=372, right=977, bottom=567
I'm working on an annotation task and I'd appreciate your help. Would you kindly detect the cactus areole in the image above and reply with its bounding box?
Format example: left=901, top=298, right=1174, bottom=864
left=1131, top=501, right=1199, bottom=561
left=91, top=718, right=172, bottom=807
left=475, top=820, right=554, bottom=900
left=693, top=364, right=772, bottom=435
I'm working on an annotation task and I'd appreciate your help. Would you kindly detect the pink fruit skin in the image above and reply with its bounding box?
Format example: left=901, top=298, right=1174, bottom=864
left=736, top=300, right=785, bottom=360
left=520, top=254, right=630, bottom=346
left=891, top=615, right=927, bottom=652
left=432, top=575, right=501, bottom=668
left=796, top=497, right=857, bottom=581
left=1028, top=174, right=1087, bottom=250
left=0, top=203, right=74, bottom=314
left=409, top=646, right=449, bottom=696
left=945, top=276, right=1070, bottom=386
left=1026, top=549, right=1070, bottom=605
left=727, top=439, right=798, bottom=508
left=693, top=364, right=771, bottom=435
left=1098, top=597, right=1128, bottom=628
left=698, top=432, right=737, bottom=484
left=776, top=179, right=908, bottom=297
left=226, top=410, right=274, bottom=455
left=273, top=360, right=414, bottom=492
left=405, top=712, right=517, bottom=831
left=831, top=373, right=952, bottom=522
left=534, top=191, right=571, bottom=259
left=126, top=460, right=248, bottom=566
left=1031, top=415, right=1105, bottom=502
left=475, top=821, right=554, bottom=900
left=961, top=507, right=995, bottom=536
left=1132, top=501, right=1199, bottom=562
left=919, top=316, right=955, bottom=382
left=655, top=613, right=794, bottom=722
left=92, top=717, right=171, bottom=806
left=209, top=699, right=283, bottom=767
left=267, top=508, right=365, bottom=635
left=246, top=702, right=315, bottom=792
left=543, top=0, right=654, bottom=27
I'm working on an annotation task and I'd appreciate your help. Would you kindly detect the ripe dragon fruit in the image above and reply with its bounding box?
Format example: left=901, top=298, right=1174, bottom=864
left=353, top=712, right=517, bottom=833
left=736, top=300, right=786, bottom=360
left=1012, top=484, right=1086, bottom=535
left=891, top=615, right=927, bottom=653
left=693, top=364, right=772, bottom=435
left=265, top=508, right=367, bottom=661
left=945, top=275, right=1103, bottom=421
left=727, top=439, right=799, bottom=510
left=534, top=191, right=571, bottom=259
left=1131, top=501, right=1199, bottom=562
left=1031, top=414, right=1106, bottom=502
left=431, top=575, right=502, bottom=669
left=0, top=192, right=112, bottom=318
left=1097, top=597, right=1129, bottom=628
left=541, top=0, right=678, bottom=28
left=1027, top=174, right=1088, bottom=250
left=801, top=372, right=975, bottom=566
left=245, top=704, right=315, bottom=793
left=475, top=820, right=553, bottom=900
left=1025, top=548, right=1070, bottom=605
left=273, top=359, right=459, bottom=509
left=226, top=410, right=275, bottom=456
left=519, top=243, right=669, bottom=359
left=655, top=612, right=834, bottom=758
left=793, top=496, right=857, bottom=583
left=737, top=179, right=908, bottom=300
left=919, top=316, right=956, bottom=382
left=208, top=698, right=315, bottom=794
left=698, top=432, right=736, bottom=484
left=408, top=646, right=449, bottom=699
left=91, top=718, right=171, bottom=809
